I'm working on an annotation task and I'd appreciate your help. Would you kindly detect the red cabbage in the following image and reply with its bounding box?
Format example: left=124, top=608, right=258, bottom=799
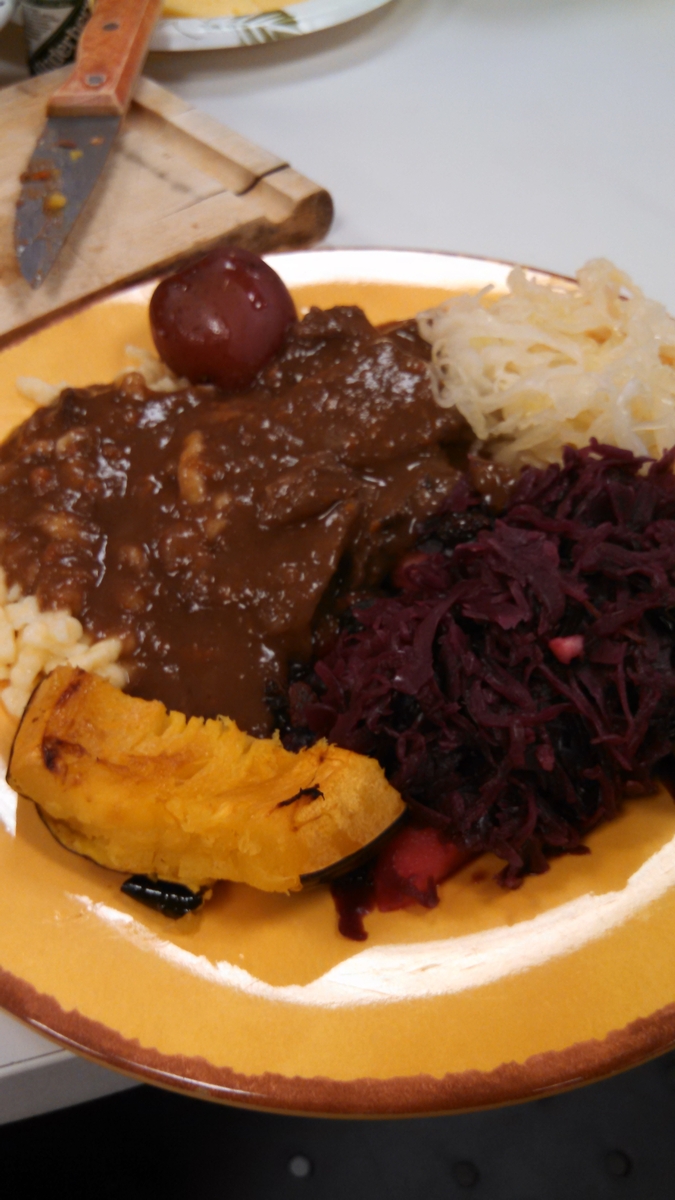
left=286, top=442, right=675, bottom=889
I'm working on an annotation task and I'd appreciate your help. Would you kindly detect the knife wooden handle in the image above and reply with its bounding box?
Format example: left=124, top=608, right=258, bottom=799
left=48, top=0, right=163, bottom=119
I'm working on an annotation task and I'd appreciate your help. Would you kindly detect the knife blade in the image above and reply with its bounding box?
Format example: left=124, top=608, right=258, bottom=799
left=15, top=0, right=163, bottom=289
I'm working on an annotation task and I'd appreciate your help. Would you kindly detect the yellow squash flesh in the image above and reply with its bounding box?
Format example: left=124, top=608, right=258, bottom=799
left=7, top=667, right=404, bottom=893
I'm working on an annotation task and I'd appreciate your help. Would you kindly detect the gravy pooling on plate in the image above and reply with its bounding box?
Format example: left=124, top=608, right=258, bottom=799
left=0, top=306, right=468, bottom=734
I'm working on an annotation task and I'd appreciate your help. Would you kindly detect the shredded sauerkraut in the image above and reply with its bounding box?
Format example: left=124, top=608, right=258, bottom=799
left=418, top=259, right=675, bottom=466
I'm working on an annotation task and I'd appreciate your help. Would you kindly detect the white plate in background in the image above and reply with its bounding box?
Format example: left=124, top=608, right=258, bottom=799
left=151, top=0, right=393, bottom=52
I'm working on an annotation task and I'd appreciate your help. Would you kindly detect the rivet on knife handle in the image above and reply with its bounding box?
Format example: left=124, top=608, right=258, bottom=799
left=48, top=0, right=163, bottom=119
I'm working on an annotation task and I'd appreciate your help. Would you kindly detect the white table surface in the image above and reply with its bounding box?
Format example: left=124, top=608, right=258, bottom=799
left=1, top=0, right=675, bottom=1123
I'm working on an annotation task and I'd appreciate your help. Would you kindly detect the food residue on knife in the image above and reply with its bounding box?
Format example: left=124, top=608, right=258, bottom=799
left=42, top=191, right=68, bottom=213
left=20, top=168, right=56, bottom=183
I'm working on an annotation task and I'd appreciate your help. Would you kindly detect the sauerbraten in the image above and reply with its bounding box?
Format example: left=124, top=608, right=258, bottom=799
left=0, top=306, right=468, bottom=734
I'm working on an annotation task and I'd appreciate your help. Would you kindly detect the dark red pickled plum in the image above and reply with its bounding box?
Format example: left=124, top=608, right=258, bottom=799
left=149, top=246, right=296, bottom=390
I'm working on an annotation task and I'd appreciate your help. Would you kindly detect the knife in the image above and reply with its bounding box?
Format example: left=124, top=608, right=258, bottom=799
left=15, top=0, right=163, bottom=289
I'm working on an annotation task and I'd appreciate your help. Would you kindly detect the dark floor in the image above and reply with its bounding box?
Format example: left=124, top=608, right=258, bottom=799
left=5, top=1052, right=675, bottom=1199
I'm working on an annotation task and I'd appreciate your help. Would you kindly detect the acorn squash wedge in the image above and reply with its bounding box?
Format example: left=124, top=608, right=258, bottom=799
left=7, top=666, right=404, bottom=893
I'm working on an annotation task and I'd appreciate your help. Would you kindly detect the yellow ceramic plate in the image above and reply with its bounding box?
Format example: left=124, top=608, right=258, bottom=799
left=1, top=249, right=675, bottom=1117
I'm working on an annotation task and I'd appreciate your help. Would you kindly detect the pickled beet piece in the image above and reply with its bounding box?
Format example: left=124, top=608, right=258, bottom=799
left=373, top=824, right=472, bottom=912
left=149, top=246, right=296, bottom=391
left=330, top=825, right=472, bottom=941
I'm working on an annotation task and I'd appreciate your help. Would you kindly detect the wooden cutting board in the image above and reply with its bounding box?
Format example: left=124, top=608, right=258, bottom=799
left=0, top=68, right=333, bottom=346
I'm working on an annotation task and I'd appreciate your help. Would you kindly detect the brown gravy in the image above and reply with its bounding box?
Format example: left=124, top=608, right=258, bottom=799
left=0, top=306, right=468, bottom=734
